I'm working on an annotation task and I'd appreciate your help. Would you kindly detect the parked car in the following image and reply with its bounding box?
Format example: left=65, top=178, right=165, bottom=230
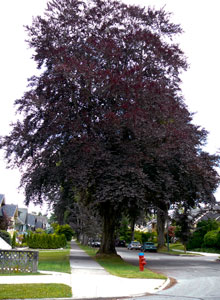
left=127, top=241, right=141, bottom=250
left=141, top=242, right=157, bottom=252
left=88, top=240, right=101, bottom=247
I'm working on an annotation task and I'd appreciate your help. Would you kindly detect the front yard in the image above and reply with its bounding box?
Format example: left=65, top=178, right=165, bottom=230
left=0, top=248, right=72, bottom=299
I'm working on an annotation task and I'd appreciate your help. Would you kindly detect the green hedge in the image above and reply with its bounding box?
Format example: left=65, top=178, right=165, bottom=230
left=27, top=233, right=67, bottom=249
left=187, top=231, right=204, bottom=249
left=204, top=230, right=219, bottom=248
left=187, top=219, right=220, bottom=250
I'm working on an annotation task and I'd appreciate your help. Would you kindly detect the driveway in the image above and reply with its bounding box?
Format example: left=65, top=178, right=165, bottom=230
left=117, top=248, right=220, bottom=300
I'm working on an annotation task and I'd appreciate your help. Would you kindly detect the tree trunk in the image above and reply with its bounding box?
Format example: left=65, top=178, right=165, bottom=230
left=97, top=208, right=117, bottom=255
left=157, top=208, right=166, bottom=249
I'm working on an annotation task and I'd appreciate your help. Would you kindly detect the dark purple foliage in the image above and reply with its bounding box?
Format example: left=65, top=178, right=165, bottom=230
left=0, top=0, right=219, bottom=253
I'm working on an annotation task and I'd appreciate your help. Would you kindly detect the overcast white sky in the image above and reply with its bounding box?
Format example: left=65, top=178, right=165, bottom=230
left=0, top=0, right=220, bottom=215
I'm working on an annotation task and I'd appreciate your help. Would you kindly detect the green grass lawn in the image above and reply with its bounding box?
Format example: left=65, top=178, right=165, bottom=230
left=0, top=283, right=72, bottom=299
left=38, top=249, right=71, bottom=273
left=78, top=244, right=166, bottom=279
left=96, top=254, right=166, bottom=279
left=187, top=247, right=220, bottom=254
left=169, top=243, right=185, bottom=251
left=158, top=243, right=201, bottom=255
left=0, top=249, right=72, bottom=299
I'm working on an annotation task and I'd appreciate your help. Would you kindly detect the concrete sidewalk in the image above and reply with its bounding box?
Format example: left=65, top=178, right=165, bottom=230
left=69, top=241, right=168, bottom=298
left=0, top=241, right=168, bottom=299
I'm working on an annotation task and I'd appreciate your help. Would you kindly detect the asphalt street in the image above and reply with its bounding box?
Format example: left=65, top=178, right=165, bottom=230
left=117, top=248, right=220, bottom=300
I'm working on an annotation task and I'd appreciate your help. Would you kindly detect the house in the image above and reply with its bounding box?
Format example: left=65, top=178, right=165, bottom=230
left=192, top=205, right=220, bottom=225
left=35, top=215, right=48, bottom=230
left=16, top=208, right=28, bottom=233
left=27, top=213, right=37, bottom=231
left=0, top=195, right=19, bottom=234
left=0, top=194, right=49, bottom=234
left=0, top=194, right=6, bottom=207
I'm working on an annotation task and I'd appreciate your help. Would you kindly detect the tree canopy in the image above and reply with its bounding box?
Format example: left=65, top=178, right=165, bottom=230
left=1, top=0, right=219, bottom=254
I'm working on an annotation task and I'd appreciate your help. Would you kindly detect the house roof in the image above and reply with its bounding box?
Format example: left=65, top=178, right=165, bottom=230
left=200, top=211, right=220, bottom=222
left=35, top=221, right=43, bottom=229
left=0, top=194, right=5, bottom=206
left=27, top=214, right=36, bottom=227
left=36, top=215, right=48, bottom=224
left=18, top=208, right=28, bottom=224
left=0, top=204, right=18, bottom=218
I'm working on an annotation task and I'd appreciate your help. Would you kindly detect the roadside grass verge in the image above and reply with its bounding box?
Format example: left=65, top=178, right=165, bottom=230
left=0, top=283, right=72, bottom=299
left=38, top=249, right=71, bottom=273
left=161, top=243, right=220, bottom=255
left=188, top=247, right=220, bottom=254
left=78, top=244, right=166, bottom=279
left=0, top=272, right=42, bottom=276
left=158, top=244, right=200, bottom=256
left=169, top=243, right=185, bottom=251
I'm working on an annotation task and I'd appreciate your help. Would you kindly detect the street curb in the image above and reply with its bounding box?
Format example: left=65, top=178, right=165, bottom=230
left=155, top=277, right=170, bottom=292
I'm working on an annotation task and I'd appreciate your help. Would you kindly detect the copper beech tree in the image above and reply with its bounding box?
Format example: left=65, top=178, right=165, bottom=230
left=1, top=0, right=219, bottom=254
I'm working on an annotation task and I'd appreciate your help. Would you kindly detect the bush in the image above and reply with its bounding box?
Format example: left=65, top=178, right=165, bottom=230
left=27, top=232, right=67, bottom=249
left=141, top=232, right=157, bottom=243
left=36, top=228, right=45, bottom=234
left=198, top=219, right=219, bottom=233
left=55, top=224, right=74, bottom=241
left=0, top=230, right=12, bottom=245
left=134, top=230, right=142, bottom=243
left=187, top=231, right=204, bottom=250
left=133, top=230, right=157, bottom=244
left=204, top=230, right=219, bottom=248
left=12, top=232, right=16, bottom=248
left=187, top=219, right=220, bottom=250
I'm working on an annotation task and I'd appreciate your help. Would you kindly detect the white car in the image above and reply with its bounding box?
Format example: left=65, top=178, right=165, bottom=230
left=127, top=241, right=141, bottom=250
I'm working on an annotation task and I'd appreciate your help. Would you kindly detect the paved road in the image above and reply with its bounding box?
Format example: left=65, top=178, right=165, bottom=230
left=117, top=248, right=220, bottom=300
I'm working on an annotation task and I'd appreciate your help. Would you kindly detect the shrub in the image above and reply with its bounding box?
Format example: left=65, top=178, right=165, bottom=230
left=0, top=230, right=12, bottom=245
left=133, top=230, right=157, bottom=244
left=12, top=232, right=16, bottom=248
left=55, top=224, right=74, bottom=241
left=187, top=219, right=220, bottom=250
left=51, top=223, right=59, bottom=232
left=36, top=228, right=45, bottom=234
left=27, top=232, right=67, bottom=249
left=204, top=230, right=219, bottom=248
left=134, top=230, right=142, bottom=243
left=187, top=231, right=204, bottom=250
left=22, top=233, right=27, bottom=243
left=141, top=232, right=156, bottom=243
left=59, top=234, right=67, bottom=248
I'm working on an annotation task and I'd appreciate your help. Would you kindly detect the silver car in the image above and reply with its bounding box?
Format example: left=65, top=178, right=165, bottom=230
left=127, top=241, right=142, bottom=250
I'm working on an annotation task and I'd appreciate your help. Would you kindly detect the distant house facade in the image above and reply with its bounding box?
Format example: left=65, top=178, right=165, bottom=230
left=0, top=194, right=49, bottom=234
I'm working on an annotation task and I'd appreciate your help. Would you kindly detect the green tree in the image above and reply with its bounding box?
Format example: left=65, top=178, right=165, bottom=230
left=204, top=230, right=219, bottom=248
left=12, top=232, right=16, bottom=248
left=55, top=224, right=74, bottom=242
left=187, top=219, right=219, bottom=250
left=1, top=0, right=219, bottom=254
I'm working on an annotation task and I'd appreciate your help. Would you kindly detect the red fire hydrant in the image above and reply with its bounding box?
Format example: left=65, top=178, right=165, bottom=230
left=139, top=252, right=146, bottom=271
